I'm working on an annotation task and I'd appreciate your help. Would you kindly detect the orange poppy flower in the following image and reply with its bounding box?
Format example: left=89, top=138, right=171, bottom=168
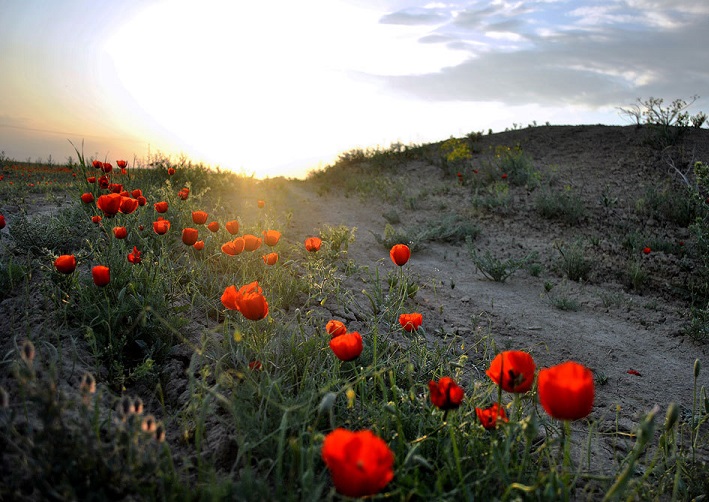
left=119, top=196, right=139, bottom=214
left=153, top=217, right=171, bottom=235
left=537, top=361, right=595, bottom=421
left=192, top=211, right=208, bottom=225
left=207, top=221, right=220, bottom=232
left=182, top=227, right=199, bottom=245
left=178, top=187, right=189, bottom=200
left=167, top=167, right=176, bottom=176
left=221, top=282, right=269, bottom=320
left=154, top=201, right=168, bottom=213
left=116, top=160, right=127, bottom=168
left=54, top=254, right=77, bottom=274
left=96, top=193, right=122, bottom=216
left=92, top=265, right=110, bottom=287
left=486, top=350, right=536, bottom=393
left=112, top=226, right=128, bottom=239
left=127, top=246, right=141, bottom=264
left=390, top=244, right=410, bottom=266
left=326, top=319, right=347, bottom=338
left=263, top=230, right=281, bottom=247
left=321, top=428, right=394, bottom=498
left=257, top=200, right=265, bottom=208
left=91, top=215, right=102, bottom=224
left=398, top=312, right=422, bottom=332
left=193, top=240, right=205, bottom=250
left=80, top=192, right=94, bottom=204
left=243, top=234, right=262, bottom=252
left=476, top=403, right=508, bottom=429
left=305, top=236, right=322, bottom=252
left=428, top=377, right=464, bottom=410
left=262, top=252, right=278, bottom=265
left=329, top=332, right=363, bottom=361
left=225, top=220, right=240, bottom=235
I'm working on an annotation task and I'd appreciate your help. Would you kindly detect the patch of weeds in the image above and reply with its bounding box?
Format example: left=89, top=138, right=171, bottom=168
left=382, top=209, right=401, bottom=224
left=598, top=290, right=626, bottom=308
left=9, top=204, right=99, bottom=255
left=471, top=181, right=511, bottom=211
left=555, top=240, right=592, bottom=282
left=527, top=262, right=542, bottom=277
left=372, top=224, right=421, bottom=251
left=467, top=237, right=537, bottom=282
left=535, top=187, right=586, bottom=225
left=686, top=304, right=709, bottom=342
left=626, top=260, right=648, bottom=291
left=551, top=295, right=581, bottom=311
left=635, top=184, right=696, bottom=227
left=320, top=224, right=357, bottom=260
left=417, top=214, right=481, bottom=244
left=493, top=145, right=541, bottom=187
left=0, top=257, right=27, bottom=299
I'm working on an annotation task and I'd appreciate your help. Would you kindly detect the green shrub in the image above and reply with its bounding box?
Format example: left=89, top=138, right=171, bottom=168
left=535, top=188, right=586, bottom=224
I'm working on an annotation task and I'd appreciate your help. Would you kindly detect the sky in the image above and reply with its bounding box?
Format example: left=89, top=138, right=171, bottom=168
left=1, top=0, right=707, bottom=178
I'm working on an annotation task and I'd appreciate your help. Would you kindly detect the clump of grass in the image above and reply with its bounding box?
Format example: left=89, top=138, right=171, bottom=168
left=535, top=188, right=586, bottom=224
left=467, top=237, right=537, bottom=282
left=555, top=240, right=592, bottom=282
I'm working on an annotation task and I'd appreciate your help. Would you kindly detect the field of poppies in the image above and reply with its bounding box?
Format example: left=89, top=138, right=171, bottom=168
left=1, top=128, right=709, bottom=500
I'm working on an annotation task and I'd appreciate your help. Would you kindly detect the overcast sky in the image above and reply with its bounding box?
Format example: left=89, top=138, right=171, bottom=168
left=1, top=0, right=707, bottom=178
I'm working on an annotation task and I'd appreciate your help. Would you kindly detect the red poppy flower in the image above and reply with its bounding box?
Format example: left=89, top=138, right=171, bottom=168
left=390, top=244, right=410, bottom=266
left=86, top=176, right=96, bottom=184
left=329, top=331, right=363, bottom=361
left=80, top=192, right=94, bottom=204
left=131, top=189, right=142, bottom=198
left=192, top=211, right=208, bottom=225
left=101, top=162, right=112, bottom=173
left=221, top=282, right=269, bottom=320
left=178, top=187, right=189, bottom=200
left=486, top=350, right=536, bottom=393
left=137, top=195, right=147, bottom=206
left=154, top=201, right=168, bottom=213
left=167, top=167, right=176, bottom=176
left=119, top=196, right=139, bottom=214
left=537, top=361, right=594, bottom=421
left=92, top=265, right=110, bottom=287
left=643, top=247, right=651, bottom=255
left=127, top=246, right=141, bottom=264
left=257, top=200, right=265, bottom=208
left=263, top=230, right=281, bottom=247
left=181, top=227, right=199, bottom=245
left=243, top=234, right=262, bottom=251
left=54, top=254, right=77, bottom=274
left=193, top=240, right=205, bottom=251
left=91, top=160, right=102, bottom=169
left=0, top=214, right=4, bottom=229
left=96, top=193, right=123, bottom=216
left=207, top=221, right=220, bottom=232
left=109, top=183, right=123, bottom=194
left=116, top=160, right=127, bottom=169
left=476, top=403, right=508, bottom=429
left=112, top=226, right=128, bottom=239
left=221, top=238, right=244, bottom=256
left=321, top=428, right=394, bottom=498
left=91, top=215, right=102, bottom=224
left=305, top=236, right=322, bottom=252
left=399, top=312, right=422, bottom=332
left=326, top=319, right=347, bottom=338
left=225, top=220, right=240, bottom=235
left=428, top=377, right=465, bottom=410
left=153, top=217, right=171, bottom=235
left=248, top=360, right=263, bottom=371
left=262, top=252, right=278, bottom=265
left=98, top=176, right=109, bottom=189
left=501, top=173, right=508, bottom=180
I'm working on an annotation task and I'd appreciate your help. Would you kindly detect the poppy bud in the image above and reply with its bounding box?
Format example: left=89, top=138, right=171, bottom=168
left=390, top=244, right=410, bottom=266
left=80, top=192, right=94, bottom=204
left=112, top=226, right=128, bottom=239
left=92, top=265, right=110, bottom=287
left=54, top=254, right=77, bottom=274
left=182, top=227, right=199, bottom=246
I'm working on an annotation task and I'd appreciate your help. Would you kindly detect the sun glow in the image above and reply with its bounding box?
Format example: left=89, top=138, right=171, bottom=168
left=104, top=0, right=470, bottom=178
